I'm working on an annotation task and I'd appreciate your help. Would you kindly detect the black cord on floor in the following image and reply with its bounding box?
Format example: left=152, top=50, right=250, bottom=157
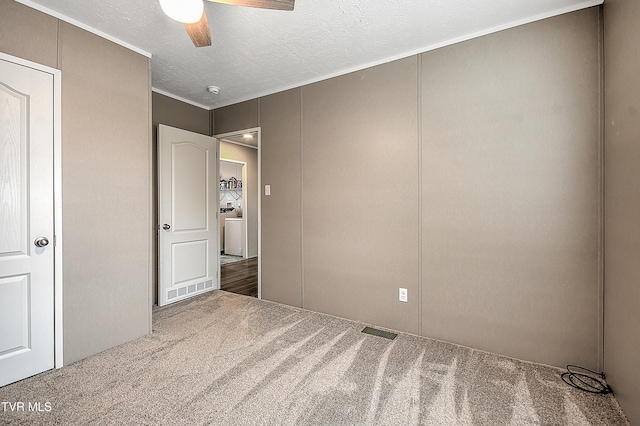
left=561, top=365, right=613, bottom=395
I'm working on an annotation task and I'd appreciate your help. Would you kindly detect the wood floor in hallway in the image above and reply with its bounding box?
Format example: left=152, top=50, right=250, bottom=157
left=220, top=257, right=258, bottom=298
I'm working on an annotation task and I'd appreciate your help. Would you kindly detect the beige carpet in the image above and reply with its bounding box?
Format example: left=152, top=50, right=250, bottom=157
left=0, top=291, right=629, bottom=425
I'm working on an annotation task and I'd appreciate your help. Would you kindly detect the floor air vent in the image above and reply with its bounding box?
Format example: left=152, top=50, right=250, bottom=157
left=361, top=326, right=397, bottom=340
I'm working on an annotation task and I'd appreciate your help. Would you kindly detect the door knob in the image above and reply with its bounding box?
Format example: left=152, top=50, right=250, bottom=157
left=34, top=237, right=49, bottom=247
left=162, top=224, right=171, bottom=230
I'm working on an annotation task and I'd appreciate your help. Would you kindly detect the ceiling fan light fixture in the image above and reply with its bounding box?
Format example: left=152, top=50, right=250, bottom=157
left=160, top=0, right=204, bottom=24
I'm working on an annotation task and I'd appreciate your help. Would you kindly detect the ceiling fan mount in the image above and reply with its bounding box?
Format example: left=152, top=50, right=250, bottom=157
left=161, top=0, right=295, bottom=48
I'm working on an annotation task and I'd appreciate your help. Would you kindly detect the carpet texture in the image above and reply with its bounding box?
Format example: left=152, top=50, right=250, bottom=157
left=0, top=291, right=629, bottom=425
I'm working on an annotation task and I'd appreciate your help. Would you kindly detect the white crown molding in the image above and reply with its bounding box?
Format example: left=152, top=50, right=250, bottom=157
left=211, top=0, right=604, bottom=109
left=152, top=87, right=212, bottom=110
left=14, top=0, right=152, bottom=58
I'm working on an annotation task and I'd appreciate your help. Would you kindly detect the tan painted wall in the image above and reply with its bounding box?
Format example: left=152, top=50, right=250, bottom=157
left=603, top=0, right=640, bottom=422
left=302, top=57, right=420, bottom=333
left=214, top=99, right=258, bottom=135
left=1, top=0, right=152, bottom=365
left=420, top=8, right=602, bottom=369
left=152, top=92, right=210, bottom=136
left=216, top=7, right=603, bottom=369
left=259, top=89, right=303, bottom=307
left=0, top=0, right=58, bottom=68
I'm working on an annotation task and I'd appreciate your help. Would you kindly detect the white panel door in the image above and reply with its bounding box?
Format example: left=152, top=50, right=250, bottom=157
left=0, top=59, right=55, bottom=386
left=158, top=125, right=218, bottom=306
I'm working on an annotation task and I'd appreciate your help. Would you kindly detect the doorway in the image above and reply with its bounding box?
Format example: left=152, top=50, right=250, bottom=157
left=219, top=159, right=247, bottom=264
left=215, top=128, right=260, bottom=298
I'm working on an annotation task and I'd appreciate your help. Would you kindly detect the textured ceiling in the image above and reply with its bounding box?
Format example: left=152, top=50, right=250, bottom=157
left=17, top=0, right=601, bottom=109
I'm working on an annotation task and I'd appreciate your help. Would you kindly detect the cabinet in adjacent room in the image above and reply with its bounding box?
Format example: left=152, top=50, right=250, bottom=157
left=224, top=218, right=243, bottom=256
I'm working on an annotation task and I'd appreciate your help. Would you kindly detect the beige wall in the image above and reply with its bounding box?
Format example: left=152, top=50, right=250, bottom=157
left=603, top=0, right=640, bottom=423
left=302, top=57, right=421, bottom=333
left=420, top=8, right=601, bottom=369
left=152, top=92, right=210, bottom=136
left=215, top=7, right=603, bottom=369
left=1, top=0, right=152, bottom=365
left=259, top=89, right=303, bottom=307
left=214, top=99, right=258, bottom=135
left=0, top=0, right=58, bottom=68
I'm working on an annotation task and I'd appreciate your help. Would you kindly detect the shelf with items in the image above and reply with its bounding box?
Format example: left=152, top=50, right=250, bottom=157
left=220, top=177, right=242, bottom=190
left=220, top=177, right=243, bottom=214
left=220, top=177, right=243, bottom=200
left=220, top=187, right=242, bottom=200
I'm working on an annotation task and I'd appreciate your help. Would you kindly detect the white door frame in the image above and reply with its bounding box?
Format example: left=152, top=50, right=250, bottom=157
left=0, top=52, right=63, bottom=368
left=214, top=127, right=261, bottom=299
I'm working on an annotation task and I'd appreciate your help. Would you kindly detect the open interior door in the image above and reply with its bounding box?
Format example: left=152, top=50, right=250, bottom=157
left=0, top=57, right=55, bottom=386
left=158, top=124, right=218, bottom=306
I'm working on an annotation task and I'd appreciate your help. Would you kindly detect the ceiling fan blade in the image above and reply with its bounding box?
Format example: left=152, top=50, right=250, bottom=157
left=208, top=0, right=294, bottom=11
left=184, top=11, right=212, bottom=47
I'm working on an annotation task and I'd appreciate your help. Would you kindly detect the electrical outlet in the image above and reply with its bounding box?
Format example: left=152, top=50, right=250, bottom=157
left=399, top=288, right=408, bottom=303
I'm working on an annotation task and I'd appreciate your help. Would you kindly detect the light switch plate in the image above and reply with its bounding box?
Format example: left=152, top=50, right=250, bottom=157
left=399, top=288, right=408, bottom=302
left=265, top=185, right=271, bottom=196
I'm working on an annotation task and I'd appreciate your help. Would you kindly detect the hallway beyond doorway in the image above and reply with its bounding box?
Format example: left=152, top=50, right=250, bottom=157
left=220, top=257, right=258, bottom=298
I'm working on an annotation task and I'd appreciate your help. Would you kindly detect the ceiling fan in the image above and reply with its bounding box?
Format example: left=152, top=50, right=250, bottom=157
left=160, top=0, right=295, bottom=48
